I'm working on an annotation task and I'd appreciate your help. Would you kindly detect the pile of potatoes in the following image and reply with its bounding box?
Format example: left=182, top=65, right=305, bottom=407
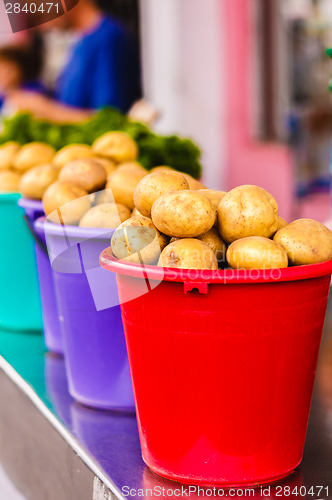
left=0, top=132, right=203, bottom=230
left=1, top=136, right=331, bottom=270
left=110, top=174, right=332, bottom=270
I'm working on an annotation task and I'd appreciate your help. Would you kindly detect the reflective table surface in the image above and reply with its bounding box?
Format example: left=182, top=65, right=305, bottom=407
left=0, top=297, right=331, bottom=500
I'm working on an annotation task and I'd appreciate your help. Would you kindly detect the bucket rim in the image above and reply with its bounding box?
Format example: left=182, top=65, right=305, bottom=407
left=100, top=247, right=332, bottom=284
left=0, top=192, right=21, bottom=203
left=18, top=197, right=43, bottom=211
left=35, top=216, right=115, bottom=240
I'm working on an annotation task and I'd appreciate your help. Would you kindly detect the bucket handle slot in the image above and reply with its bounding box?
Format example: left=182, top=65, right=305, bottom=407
left=184, top=282, right=208, bottom=294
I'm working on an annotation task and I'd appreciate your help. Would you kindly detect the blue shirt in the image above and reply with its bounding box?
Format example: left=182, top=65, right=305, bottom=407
left=57, top=17, right=140, bottom=112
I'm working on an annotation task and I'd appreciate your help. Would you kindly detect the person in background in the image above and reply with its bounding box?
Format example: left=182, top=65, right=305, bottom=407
left=7, top=0, right=141, bottom=123
left=0, top=45, right=45, bottom=111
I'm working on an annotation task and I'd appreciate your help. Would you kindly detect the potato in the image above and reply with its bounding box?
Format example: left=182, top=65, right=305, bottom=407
left=43, top=181, right=91, bottom=225
left=93, top=189, right=115, bottom=206
left=0, top=170, right=21, bottom=192
left=116, top=162, right=147, bottom=174
left=59, top=158, right=107, bottom=193
left=151, top=190, right=215, bottom=238
left=198, top=189, right=227, bottom=211
left=132, top=207, right=144, bottom=217
left=150, top=166, right=175, bottom=173
left=277, top=217, right=288, bottom=231
left=158, top=239, right=218, bottom=270
left=111, top=216, right=168, bottom=264
left=181, top=173, right=206, bottom=190
left=199, top=189, right=227, bottom=228
left=92, top=157, right=117, bottom=177
left=13, top=142, right=55, bottom=172
left=0, top=142, right=20, bottom=170
left=227, top=237, right=288, bottom=270
left=134, top=171, right=189, bottom=218
left=52, top=144, right=93, bottom=169
left=218, top=185, right=279, bottom=243
left=196, top=228, right=227, bottom=263
left=79, top=203, right=131, bottom=228
left=19, top=164, right=59, bottom=200
left=274, top=219, right=332, bottom=265
left=106, top=168, right=147, bottom=210
left=92, top=132, right=138, bottom=163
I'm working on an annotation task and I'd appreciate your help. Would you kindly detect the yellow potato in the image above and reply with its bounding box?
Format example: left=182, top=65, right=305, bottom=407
left=43, top=181, right=91, bottom=225
left=218, top=185, right=279, bottom=243
left=19, top=164, right=59, bottom=200
left=0, top=170, right=21, bottom=192
left=196, top=228, right=227, bottom=263
left=92, top=132, right=138, bottom=163
left=93, top=189, right=115, bottom=206
left=0, top=142, right=20, bottom=170
left=132, top=207, right=144, bottom=217
left=150, top=166, right=175, bottom=173
left=158, top=239, right=218, bottom=270
left=13, top=142, right=55, bottom=172
left=277, top=217, right=288, bottom=231
left=52, top=144, right=93, bottom=169
left=115, top=162, right=147, bottom=175
left=227, top=237, right=288, bottom=270
left=134, top=171, right=189, bottom=218
left=92, top=157, right=117, bottom=177
left=59, top=158, right=107, bottom=193
left=151, top=190, right=215, bottom=238
left=106, top=168, right=147, bottom=210
left=181, top=173, right=206, bottom=190
left=79, top=203, right=131, bottom=228
left=111, top=216, right=168, bottom=264
left=198, top=189, right=227, bottom=211
left=274, top=219, right=332, bottom=265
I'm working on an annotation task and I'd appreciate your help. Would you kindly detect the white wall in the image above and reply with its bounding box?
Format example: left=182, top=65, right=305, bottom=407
left=139, top=0, right=227, bottom=189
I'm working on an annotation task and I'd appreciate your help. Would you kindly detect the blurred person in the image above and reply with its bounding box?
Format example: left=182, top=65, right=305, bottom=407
left=7, top=0, right=141, bottom=123
left=0, top=44, right=45, bottom=110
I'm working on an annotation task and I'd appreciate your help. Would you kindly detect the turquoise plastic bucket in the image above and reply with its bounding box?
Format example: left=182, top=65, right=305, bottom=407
left=0, top=193, right=42, bottom=331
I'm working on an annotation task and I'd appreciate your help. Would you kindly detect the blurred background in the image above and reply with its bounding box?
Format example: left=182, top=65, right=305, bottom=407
left=0, top=0, right=332, bottom=222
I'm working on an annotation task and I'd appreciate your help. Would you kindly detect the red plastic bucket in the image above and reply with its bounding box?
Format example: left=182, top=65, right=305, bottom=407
left=100, top=249, right=332, bottom=486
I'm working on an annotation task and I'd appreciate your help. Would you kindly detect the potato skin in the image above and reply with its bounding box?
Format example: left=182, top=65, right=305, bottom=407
left=158, top=239, right=218, bottom=270
left=19, top=164, right=58, bottom=200
left=52, top=144, right=93, bottom=169
left=79, top=203, right=131, bottom=228
left=277, top=217, right=288, bottom=231
left=274, top=219, right=332, bottom=265
left=13, top=142, right=55, bottom=172
left=150, top=166, right=175, bottom=173
left=196, top=228, right=227, bottom=263
left=59, top=158, right=107, bottom=193
left=181, top=173, right=206, bottom=190
left=218, top=185, right=279, bottom=243
left=134, top=171, right=189, bottom=218
left=0, top=170, right=21, bottom=192
left=92, top=132, right=138, bottom=163
left=43, top=181, right=91, bottom=225
left=92, top=157, right=117, bottom=177
left=0, top=142, right=20, bottom=170
left=151, top=190, right=215, bottom=238
left=227, top=237, right=288, bottom=270
left=111, top=216, right=168, bottom=264
left=106, top=169, right=146, bottom=209
left=116, top=162, right=147, bottom=174
left=198, top=189, right=227, bottom=211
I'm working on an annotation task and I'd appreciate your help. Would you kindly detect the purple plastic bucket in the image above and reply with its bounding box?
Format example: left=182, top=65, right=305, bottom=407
left=19, top=199, right=63, bottom=355
left=34, top=219, right=64, bottom=355
left=43, top=220, right=135, bottom=412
